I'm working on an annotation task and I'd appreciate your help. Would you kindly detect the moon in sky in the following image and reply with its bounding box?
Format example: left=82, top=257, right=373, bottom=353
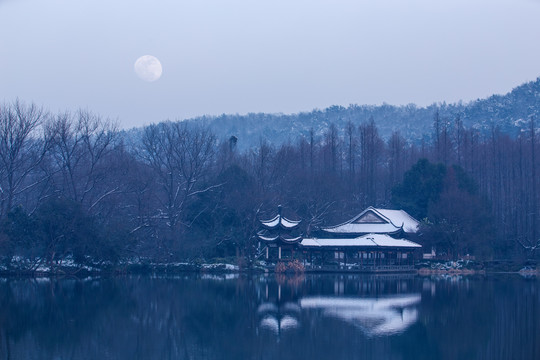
left=134, top=55, right=162, bottom=82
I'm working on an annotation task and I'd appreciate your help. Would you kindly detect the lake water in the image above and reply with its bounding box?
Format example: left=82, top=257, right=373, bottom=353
left=0, top=274, right=538, bottom=360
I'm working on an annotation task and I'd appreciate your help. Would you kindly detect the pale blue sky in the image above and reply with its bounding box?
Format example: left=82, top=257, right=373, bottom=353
left=1, top=0, right=540, bottom=128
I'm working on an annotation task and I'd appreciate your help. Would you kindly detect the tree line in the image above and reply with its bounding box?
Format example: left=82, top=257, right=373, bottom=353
left=0, top=100, right=538, bottom=267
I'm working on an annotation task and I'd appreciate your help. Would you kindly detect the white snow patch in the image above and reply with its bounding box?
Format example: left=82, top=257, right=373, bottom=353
left=301, top=234, right=421, bottom=248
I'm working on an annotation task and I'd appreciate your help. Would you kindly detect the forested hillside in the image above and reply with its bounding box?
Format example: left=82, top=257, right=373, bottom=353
left=142, top=77, right=540, bottom=151
left=1, top=78, right=540, bottom=268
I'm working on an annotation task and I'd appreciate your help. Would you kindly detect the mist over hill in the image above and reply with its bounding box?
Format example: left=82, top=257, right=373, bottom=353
left=163, top=77, right=540, bottom=149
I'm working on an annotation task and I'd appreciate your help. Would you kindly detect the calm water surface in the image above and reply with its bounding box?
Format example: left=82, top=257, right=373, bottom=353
left=0, top=274, right=538, bottom=360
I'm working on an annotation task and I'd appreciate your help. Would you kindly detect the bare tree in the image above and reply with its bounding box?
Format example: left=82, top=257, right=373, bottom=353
left=517, top=116, right=540, bottom=255
left=308, top=127, right=316, bottom=176
left=359, top=117, right=383, bottom=206
left=346, top=120, right=357, bottom=188
left=0, top=100, right=50, bottom=219
left=455, top=115, right=464, bottom=166
left=252, top=138, right=273, bottom=192
left=387, top=131, right=406, bottom=188
left=140, top=122, right=216, bottom=246
left=433, top=109, right=441, bottom=162
left=48, top=110, right=119, bottom=210
left=323, top=123, right=340, bottom=174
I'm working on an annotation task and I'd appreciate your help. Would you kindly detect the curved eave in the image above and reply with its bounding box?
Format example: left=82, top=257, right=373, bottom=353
left=373, top=208, right=420, bottom=233
left=280, top=236, right=303, bottom=244
left=257, top=234, right=303, bottom=244
left=260, top=215, right=280, bottom=229
left=260, top=215, right=301, bottom=230
left=261, top=223, right=301, bottom=231
left=281, top=218, right=302, bottom=228
left=258, top=235, right=280, bottom=242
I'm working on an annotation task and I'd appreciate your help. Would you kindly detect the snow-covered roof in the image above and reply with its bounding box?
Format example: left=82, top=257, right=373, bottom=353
left=301, top=237, right=377, bottom=248
left=373, top=208, right=419, bottom=233
left=321, top=207, right=419, bottom=235
left=258, top=234, right=279, bottom=242
left=257, top=233, right=303, bottom=244
left=322, top=223, right=401, bottom=235
left=301, top=234, right=421, bottom=248
left=260, top=214, right=301, bottom=229
left=280, top=235, right=303, bottom=243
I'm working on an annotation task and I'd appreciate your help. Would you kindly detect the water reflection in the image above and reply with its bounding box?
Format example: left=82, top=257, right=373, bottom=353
left=257, top=275, right=420, bottom=338
left=300, top=295, right=420, bottom=336
left=0, top=274, right=538, bottom=360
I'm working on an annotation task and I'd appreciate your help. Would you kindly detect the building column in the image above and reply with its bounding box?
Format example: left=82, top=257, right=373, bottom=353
left=266, top=246, right=269, bottom=260
left=278, top=246, right=282, bottom=259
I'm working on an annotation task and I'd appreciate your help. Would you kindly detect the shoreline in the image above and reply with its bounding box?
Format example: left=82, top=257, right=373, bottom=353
left=0, top=264, right=537, bottom=278
left=417, top=268, right=487, bottom=275
left=1, top=258, right=537, bottom=278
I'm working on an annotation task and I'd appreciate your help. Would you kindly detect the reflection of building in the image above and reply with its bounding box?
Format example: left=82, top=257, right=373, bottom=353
left=258, top=206, right=422, bottom=271
left=259, top=295, right=420, bottom=337
left=257, top=279, right=302, bottom=337
left=258, top=301, right=301, bottom=335
left=256, top=275, right=421, bottom=339
left=300, top=295, right=420, bottom=336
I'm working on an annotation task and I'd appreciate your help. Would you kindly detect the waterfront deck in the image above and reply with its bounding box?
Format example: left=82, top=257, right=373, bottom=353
left=264, top=263, right=417, bottom=273
left=304, top=264, right=416, bottom=273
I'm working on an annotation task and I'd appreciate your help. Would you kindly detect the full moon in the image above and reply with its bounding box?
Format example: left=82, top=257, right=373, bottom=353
left=134, top=55, right=162, bottom=82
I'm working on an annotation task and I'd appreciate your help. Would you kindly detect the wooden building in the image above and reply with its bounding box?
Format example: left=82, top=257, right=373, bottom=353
left=258, top=206, right=422, bottom=271
left=302, top=207, right=422, bottom=270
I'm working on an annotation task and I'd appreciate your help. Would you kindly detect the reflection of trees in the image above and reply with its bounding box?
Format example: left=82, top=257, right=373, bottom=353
left=414, top=276, right=497, bottom=359
left=0, top=278, right=134, bottom=359
left=397, top=276, right=540, bottom=360
left=0, top=276, right=265, bottom=359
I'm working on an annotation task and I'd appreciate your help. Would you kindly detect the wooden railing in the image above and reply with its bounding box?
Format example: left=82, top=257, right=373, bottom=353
left=303, top=264, right=415, bottom=272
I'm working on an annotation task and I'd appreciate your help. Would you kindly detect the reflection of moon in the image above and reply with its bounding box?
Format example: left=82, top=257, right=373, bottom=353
left=134, top=55, right=162, bottom=82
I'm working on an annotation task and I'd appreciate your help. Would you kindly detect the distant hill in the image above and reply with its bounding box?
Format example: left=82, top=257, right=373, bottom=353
left=125, top=77, right=540, bottom=150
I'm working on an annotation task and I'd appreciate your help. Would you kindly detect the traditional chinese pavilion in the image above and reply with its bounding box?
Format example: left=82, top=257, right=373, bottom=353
left=257, top=205, right=302, bottom=260
left=258, top=206, right=422, bottom=271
